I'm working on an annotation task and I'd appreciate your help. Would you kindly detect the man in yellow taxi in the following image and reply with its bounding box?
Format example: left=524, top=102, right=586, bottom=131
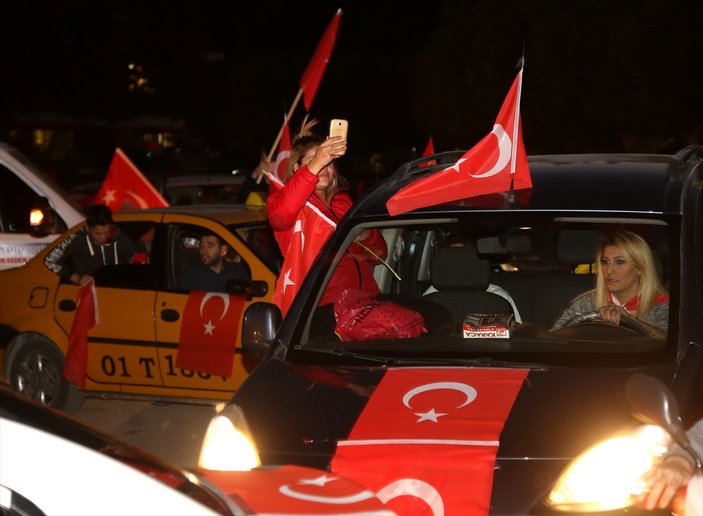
left=0, top=204, right=280, bottom=413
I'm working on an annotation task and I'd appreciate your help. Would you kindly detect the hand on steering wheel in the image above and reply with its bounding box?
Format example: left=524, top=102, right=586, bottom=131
left=563, top=310, right=652, bottom=336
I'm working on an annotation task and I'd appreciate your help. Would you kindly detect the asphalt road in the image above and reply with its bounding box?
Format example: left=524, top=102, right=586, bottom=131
left=72, top=397, right=223, bottom=469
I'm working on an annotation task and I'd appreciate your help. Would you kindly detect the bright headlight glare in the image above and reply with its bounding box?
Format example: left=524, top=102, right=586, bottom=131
left=30, top=209, right=45, bottom=227
left=547, top=425, right=670, bottom=512
left=198, top=405, right=261, bottom=472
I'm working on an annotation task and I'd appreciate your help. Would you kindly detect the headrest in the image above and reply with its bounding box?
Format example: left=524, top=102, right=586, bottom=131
left=431, top=246, right=490, bottom=290
left=557, top=230, right=599, bottom=264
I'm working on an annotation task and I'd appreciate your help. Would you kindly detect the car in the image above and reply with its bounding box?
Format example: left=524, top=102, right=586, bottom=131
left=0, top=141, right=84, bottom=270
left=202, top=146, right=703, bottom=515
left=0, top=204, right=282, bottom=412
left=154, top=173, right=248, bottom=206
left=0, top=383, right=395, bottom=516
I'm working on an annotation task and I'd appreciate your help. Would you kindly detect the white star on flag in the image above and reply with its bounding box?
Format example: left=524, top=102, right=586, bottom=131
left=281, top=268, right=296, bottom=294
left=101, top=189, right=116, bottom=205
left=203, top=319, right=215, bottom=335
left=449, top=158, right=466, bottom=173
left=415, top=408, right=447, bottom=423
left=297, top=474, right=339, bottom=487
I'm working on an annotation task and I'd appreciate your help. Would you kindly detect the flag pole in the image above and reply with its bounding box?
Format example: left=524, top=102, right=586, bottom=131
left=267, top=89, right=303, bottom=162
left=508, top=51, right=525, bottom=207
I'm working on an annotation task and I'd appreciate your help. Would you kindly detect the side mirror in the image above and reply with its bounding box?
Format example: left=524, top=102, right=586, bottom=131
left=226, top=279, right=268, bottom=300
left=241, top=302, right=281, bottom=359
left=625, top=373, right=703, bottom=470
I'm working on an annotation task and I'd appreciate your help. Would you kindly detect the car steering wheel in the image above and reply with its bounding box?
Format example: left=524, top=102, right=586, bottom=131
left=563, top=310, right=652, bottom=337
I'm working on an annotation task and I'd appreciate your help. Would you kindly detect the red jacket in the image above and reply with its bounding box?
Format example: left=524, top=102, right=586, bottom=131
left=267, top=166, right=387, bottom=307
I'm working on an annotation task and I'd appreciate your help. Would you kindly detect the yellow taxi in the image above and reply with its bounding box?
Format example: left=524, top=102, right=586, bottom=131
left=0, top=204, right=281, bottom=412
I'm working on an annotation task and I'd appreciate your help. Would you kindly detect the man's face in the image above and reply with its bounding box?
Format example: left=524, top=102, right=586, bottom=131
left=199, top=235, right=226, bottom=267
left=88, top=224, right=113, bottom=246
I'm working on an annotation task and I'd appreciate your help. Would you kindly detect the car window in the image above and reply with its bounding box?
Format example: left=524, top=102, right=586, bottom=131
left=167, top=223, right=253, bottom=292
left=230, top=223, right=282, bottom=274
left=0, top=164, right=67, bottom=233
left=92, top=221, right=156, bottom=290
left=298, top=213, right=674, bottom=358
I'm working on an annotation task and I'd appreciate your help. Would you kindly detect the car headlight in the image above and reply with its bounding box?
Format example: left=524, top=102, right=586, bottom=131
left=546, top=425, right=671, bottom=512
left=198, top=404, right=261, bottom=472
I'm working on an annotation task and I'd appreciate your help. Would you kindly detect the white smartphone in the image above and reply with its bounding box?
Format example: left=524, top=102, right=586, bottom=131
left=329, top=119, right=349, bottom=141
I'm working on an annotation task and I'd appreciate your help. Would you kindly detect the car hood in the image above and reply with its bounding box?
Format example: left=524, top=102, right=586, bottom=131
left=234, top=360, right=671, bottom=514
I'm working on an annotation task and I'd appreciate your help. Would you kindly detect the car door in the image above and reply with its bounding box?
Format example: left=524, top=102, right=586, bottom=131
left=153, top=215, right=269, bottom=396
left=53, top=218, right=161, bottom=392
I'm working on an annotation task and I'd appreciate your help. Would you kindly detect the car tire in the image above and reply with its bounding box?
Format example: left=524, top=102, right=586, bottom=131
left=7, top=337, right=84, bottom=413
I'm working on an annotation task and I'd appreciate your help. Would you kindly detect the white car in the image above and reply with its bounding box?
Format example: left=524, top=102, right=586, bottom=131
left=0, top=384, right=395, bottom=516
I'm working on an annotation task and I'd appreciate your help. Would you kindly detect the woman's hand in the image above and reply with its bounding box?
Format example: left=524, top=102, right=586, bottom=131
left=252, top=155, right=274, bottom=184
left=307, top=137, right=347, bottom=175
left=598, top=304, right=627, bottom=325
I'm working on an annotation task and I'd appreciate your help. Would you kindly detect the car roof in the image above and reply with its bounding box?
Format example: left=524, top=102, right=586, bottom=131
left=352, top=146, right=703, bottom=218
left=117, top=203, right=269, bottom=225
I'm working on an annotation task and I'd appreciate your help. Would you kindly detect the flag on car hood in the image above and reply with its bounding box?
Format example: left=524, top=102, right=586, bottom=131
left=386, top=69, right=532, bottom=216
left=331, top=367, right=528, bottom=515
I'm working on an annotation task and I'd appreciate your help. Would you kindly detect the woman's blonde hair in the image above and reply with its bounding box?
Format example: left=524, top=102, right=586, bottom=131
left=595, top=230, right=667, bottom=317
left=285, top=117, right=348, bottom=203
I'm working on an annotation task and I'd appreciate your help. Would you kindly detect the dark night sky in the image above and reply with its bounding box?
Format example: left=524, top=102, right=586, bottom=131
left=2, top=1, right=703, bottom=184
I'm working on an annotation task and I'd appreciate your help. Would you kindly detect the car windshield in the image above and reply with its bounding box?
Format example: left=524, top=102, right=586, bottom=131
left=292, top=212, right=677, bottom=366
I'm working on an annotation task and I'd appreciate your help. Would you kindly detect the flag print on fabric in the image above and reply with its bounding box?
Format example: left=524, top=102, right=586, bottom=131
left=176, top=291, right=245, bottom=377
left=386, top=69, right=531, bottom=216
left=95, top=148, right=169, bottom=212
left=299, top=9, right=342, bottom=111
left=63, top=283, right=99, bottom=389
left=331, top=367, right=528, bottom=516
left=268, top=174, right=336, bottom=317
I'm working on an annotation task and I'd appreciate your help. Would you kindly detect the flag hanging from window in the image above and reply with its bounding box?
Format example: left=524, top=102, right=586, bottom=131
left=95, top=148, right=169, bottom=212
left=386, top=69, right=531, bottom=216
left=419, top=136, right=437, bottom=167
left=63, top=283, right=99, bottom=389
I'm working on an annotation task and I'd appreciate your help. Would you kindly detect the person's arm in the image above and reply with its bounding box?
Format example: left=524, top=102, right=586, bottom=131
left=43, top=233, right=78, bottom=280
left=550, top=291, right=595, bottom=331
left=266, top=166, right=318, bottom=231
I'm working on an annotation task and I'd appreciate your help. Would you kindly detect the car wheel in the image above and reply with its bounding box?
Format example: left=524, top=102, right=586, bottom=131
left=7, top=338, right=84, bottom=413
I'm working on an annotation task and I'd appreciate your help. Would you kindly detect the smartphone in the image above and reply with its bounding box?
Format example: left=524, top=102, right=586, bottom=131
left=329, top=119, right=349, bottom=141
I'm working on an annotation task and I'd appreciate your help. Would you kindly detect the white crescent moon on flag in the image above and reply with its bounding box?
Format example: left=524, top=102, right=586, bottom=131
left=403, top=382, right=477, bottom=409
left=469, top=123, right=512, bottom=179
left=199, top=292, right=230, bottom=320
left=275, top=150, right=290, bottom=170
left=124, top=190, right=150, bottom=209
left=377, top=479, right=444, bottom=516
left=278, top=485, right=375, bottom=504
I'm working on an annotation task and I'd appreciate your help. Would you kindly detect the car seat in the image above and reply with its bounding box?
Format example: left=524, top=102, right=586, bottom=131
left=424, top=246, right=514, bottom=324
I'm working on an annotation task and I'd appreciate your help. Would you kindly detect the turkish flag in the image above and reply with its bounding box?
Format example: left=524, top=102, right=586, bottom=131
left=63, top=283, right=99, bottom=389
left=199, top=465, right=395, bottom=515
left=268, top=174, right=336, bottom=317
left=95, top=148, right=169, bottom=212
left=275, top=118, right=292, bottom=181
left=419, top=136, right=437, bottom=168
left=299, top=9, right=342, bottom=111
left=330, top=368, right=528, bottom=516
left=176, top=291, right=245, bottom=377
left=386, top=69, right=532, bottom=216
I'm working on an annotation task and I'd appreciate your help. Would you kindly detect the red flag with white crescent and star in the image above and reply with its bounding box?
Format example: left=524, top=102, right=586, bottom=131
left=275, top=118, right=292, bottom=181
left=386, top=69, right=532, bottom=216
left=330, top=367, right=528, bottom=516
left=95, top=148, right=169, bottom=212
left=63, top=282, right=99, bottom=389
left=176, top=291, right=245, bottom=377
left=268, top=174, right=336, bottom=317
left=299, top=9, right=342, bottom=111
